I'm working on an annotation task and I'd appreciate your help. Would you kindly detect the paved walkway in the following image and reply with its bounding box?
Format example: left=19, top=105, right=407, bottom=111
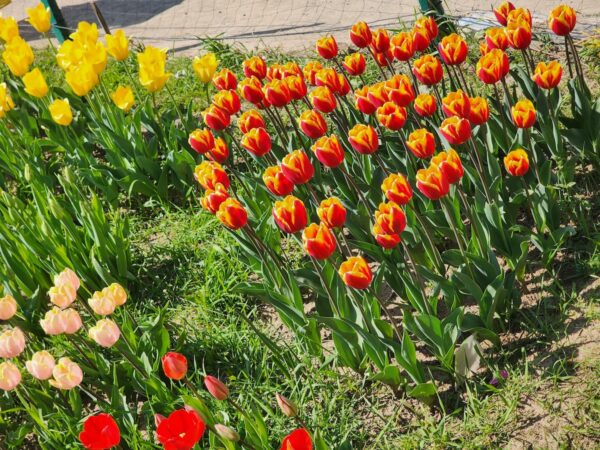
left=4, top=0, right=599, bottom=55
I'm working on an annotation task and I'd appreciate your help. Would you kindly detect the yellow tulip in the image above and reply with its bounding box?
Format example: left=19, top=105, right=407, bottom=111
left=65, top=63, right=98, bottom=96
left=193, top=53, right=218, bottom=83
left=70, top=21, right=98, bottom=46
left=0, top=16, right=19, bottom=43
left=106, top=29, right=129, bottom=61
left=137, top=46, right=171, bottom=93
left=110, top=86, right=135, bottom=112
left=49, top=99, right=73, bottom=126
left=27, top=4, right=52, bottom=34
left=85, top=41, right=108, bottom=75
left=2, top=37, right=34, bottom=77
left=0, top=83, right=15, bottom=118
left=22, top=68, right=48, bottom=98
left=56, top=40, right=79, bottom=71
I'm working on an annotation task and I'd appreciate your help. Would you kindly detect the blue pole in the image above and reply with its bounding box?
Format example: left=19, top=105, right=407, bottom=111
left=40, top=0, right=69, bottom=43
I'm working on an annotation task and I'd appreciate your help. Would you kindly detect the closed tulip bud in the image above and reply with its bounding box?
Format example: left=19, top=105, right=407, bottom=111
left=273, top=195, right=308, bottom=234
left=0, top=82, right=15, bottom=118
left=312, top=135, right=345, bottom=168
left=276, top=393, right=298, bottom=418
left=384, top=75, right=414, bottom=107
left=263, top=79, right=291, bottom=107
left=89, top=291, right=117, bottom=316
left=111, top=85, right=135, bottom=112
left=23, top=68, right=48, bottom=98
left=0, top=327, right=25, bottom=358
left=417, top=16, right=438, bottom=40
left=317, top=197, right=346, bottom=228
left=243, top=56, right=267, bottom=79
left=414, top=93, right=437, bottom=117
left=316, top=35, right=338, bottom=59
left=310, top=86, right=337, bottom=113
left=161, top=351, right=188, bottom=380
left=282, top=61, right=303, bottom=78
left=367, top=82, right=389, bottom=108
left=61, top=308, right=83, bottom=334
left=412, top=54, right=443, bottom=85
left=2, top=37, right=35, bottom=77
left=0, top=361, right=21, bottom=391
left=89, top=319, right=120, bottom=348
left=263, top=166, right=295, bottom=196
left=105, top=29, right=129, bottom=61
left=339, top=256, right=373, bottom=289
left=49, top=357, right=83, bottom=390
left=508, top=8, right=532, bottom=28
left=53, top=270, right=79, bottom=292
left=406, top=128, right=436, bottom=159
left=104, top=283, right=127, bottom=307
left=506, top=18, right=532, bottom=50
left=0, top=295, right=17, bottom=320
left=377, top=102, right=407, bottom=131
left=49, top=282, right=77, bottom=309
left=241, top=127, right=272, bottom=157
left=549, top=5, right=576, bottom=36
left=504, top=149, right=529, bottom=176
left=375, top=202, right=406, bottom=235
left=189, top=128, right=215, bottom=154
left=438, top=33, right=468, bottom=66
left=193, top=52, right=218, bottom=83
left=371, top=28, right=390, bottom=53
left=26, top=351, right=55, bottom=380
left=66, top=62, right=99, bottom=96
left=432, top=149, right=464, bottom=184
left=213, top=90, right=241, bottom=115
left=511, top=99, right=536, bottom=128
left=202, top=105, right=231, bottom=131
left=194, top=161, right=230, bottom=190
left=70, top=21, right=98, bottom=44
left=373, top=49, right=394, bottom=67
left=315, top=68, right=341, bottom=94
left=302, top=223, right=336, bottom=260
left=468, top=97, right=490, bottom=125
left=354, top=86, right=377, bottom=115
left=412, top=26, right=431, bottom=53
left=440, top=116, right=472, bottom=145
left=485, top=28, right=509, bottom=50
left=532, top=61, right=563, bottom=89
left=217, top=198, right=248, bottom=230
left=238, top=77, right=265, bottom=105
left=213, top=68, right=237, bottom=91
left=137, top=47, right=171, bottom=93
left=381, top=173, right=413, bottom=205
left=0, top=16, right=19, bottom=43
left=49, top=99, right=73, bottom=126
left=201, top=183, right=229, bottom=214
left=27, top=4, right=51, bottom=33
left=350, top=21, right=372, bottom=48
left=285, top=75, right=308, bottom=101
left=204, top=375, right=229, bottom=400
left=343, top=53, right=366, bottom=76
left=442, top=90, right=471, bottom=118
left=208, top=137, right=229, bottom=163
left=215, top=424, right=240, bottom=442
left=281, top=150, right=314, bottom=184
left=299, top=109, right=327, bottom=139
left=494, top=1, right=515, bottom=26
left=476, top=48, right=509, bottom=84
left=373, top=222, right=401, bottom=249
left=348, top=124, right=379, bottom=155
left=391, top=32, right=415, bottom=61
left=238, top=110, right=265, bottom=134
left=416, top=164, right=450, bottom=200
left=303, top=61, right=323, bottom=86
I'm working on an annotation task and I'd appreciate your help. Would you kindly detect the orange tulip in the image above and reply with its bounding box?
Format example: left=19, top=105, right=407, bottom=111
left=337, top=73, right=350, bottom=96
left=508, top=8, right=532, bottom=27
left=348, top=124, right=379, bottom=155
left=493, top=1, right=515, bottom=26
left=263, top=166, right=295, bottom=196
left=391, top=32, right=415, bottom=61
left=312, top=135, right=345, bottom=168
left=273, top=195, right=308, bottom=233
left=302, top=223, right=336, bottom=260
left=511, top=99, right=536, bottom=128
left=373, top=49, right=393, bottom=67
left=281, top=150, right=314, bottom=184
left=213, top=68, right=237, bottom=91
left=338, top=256, right=373, bottom=289
left=263, top=79, right=291, bottom=107
left=367, top=82, right=390, bottom=108
left=438, top=33, right=468, bottom=66
left=201, top=183, right=229, bottom=214
left=532, top=61, right=563, bottom=89
left=355, top=86, right=377, bottom=115
left=299, top=109, right=327, bottom=139
left=415, top=16, right=439, bottom=41
left=412, top=26, right=431, bottom=53
left=504, top=148, right=529, bottom=176
left=505, top=18, right=532, bottom=50
left=189, top=128, right=215, bottom=154
left=485, top=27, right=509, bottom=50
left=202, top=105, right=230, bottom=131
left=439, top=116, right=471, bottom=145
left=377, top=102, right=407, bottom=131
left=343, top=53, right=366, bottom=76
left=476, top=48, right=509, bottom=84
left=414, top=93, right=437, bottom=117
left=431, top=149, right=464, bottom=184
left=548, top=5, right=576, bottom=36
left=385, top=74, right=415, bottom=107
left=217, top=198, right=248, bottom=230
left=267, top=64, right=284, bottom=81
left=468, top=96, right=490, bottom=125
left=241, top=127, right=272, bottom=157
left=406, top=128, right=435, bottom=159
left=213, top=90, right=241, bottom=115
left=208, top=137, right=229, bottom=163
left=281, top=62, right=303, bottom=79
left=238, top=76, right=265, bottom=105
left=371, top=28, right=390, bottom=53
left=310, top=86, right=337, bottom=113
left=412, top=54, right=443, bottom=85
left=375, top=202, right=406, bottom=235
left=194, top=161, right=230, bottom=190
left=350, top=21, right=372, bottom=48
left=243, top=56, right=267, bottom=79
left=315, top=68, right=341, bottom=93
left=317, top=197, right=346, bottom=228
left=373, top=223, right=401, bottom=249
left=416, top=164, right=449, bottom=200
left=381, top=173, right=413, bottom=205
left=238, top=109, right=265, bottom=134
left=285, top=75, right=308, bottom=100
left=303, top=61, right=323, bottom=86
left=442, top=90, right=471, bottom=118
left=316, top=35, right=338, bottom=59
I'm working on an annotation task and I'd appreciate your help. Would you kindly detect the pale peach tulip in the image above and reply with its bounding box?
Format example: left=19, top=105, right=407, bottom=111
left=40, top=307, right=65, bottom=335
left=48, top=282, right=77, bottom=309
left=0, top=294, right=17, bottom=320
left=0, top=327, right=25, bottom=358
left=25, top=351, right=55, bottom=380
left=0, top=361, right=21, bottom=391
left=88, top=291, right=116, bottom=316
left=61, top=308, right=82, bottom=334
left=54, top=268, right=80, bottom=292
left=49, top=357, right=82, bottom=389
left=88, top=319, right=120, bottom=348
left=104, top=283, right=127, bottom=306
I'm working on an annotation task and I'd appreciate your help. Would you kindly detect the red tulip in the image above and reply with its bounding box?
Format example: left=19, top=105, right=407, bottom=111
left=161, top=352, right=188, bottom=380
left=350, top=21, right=372, bottom=48
left=79, top=413, right=121, bottom=450
left=204, top=375, right=229, bottom=400
left=281, top=150, right=314, bottom=184
left=280, top=428, right=313, bottom=450
left=156, top=409, right=206, bottom=450
left=213, top=68, right=237, bottom=91
left=202, top=105, right=230, bottom=131
left=439, top=116, right=471, bottom=146
left=311, top=135, right=345, bottom=168
left=273, top=196, right=308, bottom=234
left=302, top=223, right=336, bottom=260
left=263, top=166, right=295, bottom=196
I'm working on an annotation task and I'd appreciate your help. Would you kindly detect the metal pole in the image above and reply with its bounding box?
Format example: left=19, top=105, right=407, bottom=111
left=41, top=0, right=70, bottom=42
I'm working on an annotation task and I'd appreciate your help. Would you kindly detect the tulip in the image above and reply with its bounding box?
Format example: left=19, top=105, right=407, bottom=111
left=0, top=361, right=21, bottom=391
left=505, top=18, right=532, bottom=50
left=303, top=61, right=323, bottom=85
left=343, top=53, right=366, bottom=76
left=511, top=99, right=536, bottom=128
left=263, top=79, right=291, bottom=107
left=338, top=256, right=373, bottom=289
left=385, top=74, right=415, bottom=107
left=213, top=90, right=241, bottom=115
left=493, top=1, right=515, bottom=26
left=0, top=294, right=17, bottom=320
left=377, top=102, right=407, bottom=131
left=216, top=198, right=248, bottom=230
left=263, top=166, right=295, bottom=196
left=241, top=127, right=272, bottom=157
left=281, top=150, right=314, bottom=184
left=161, top=351, right=188, bottom=380
left=25, top=351, right=55, bottom=381
left=22, top=68, right=49, bottom=98
left=354, top=86, right=377, bottom=115
left=442, top=90, right=471, bottom=118
left=157, top=409, right=206, bottom=449
left=70, top=21, right=98, bottom=44
left=0, top=82, right=15, bottom=118
left=438, top=33, right=468, bottom=66
left=194, top=161, right=230, bottom=190
left=62, top=308, right=83, bottom=334
left=381, top=173, right=413, bottom=205
left=2, top=37, right=34, bottom=77
left=239, top=77, right=265, bottom=105
left=439, top=116, right=471, bottom=145
left=508, top=8, right=532, bottom=28
left=414, top=93, right=437, bottom=117
left=372, top=49, right=394, bottom=67
left=276, top=393, right=298, bottom=418
left=54, top=266, right=79, bottom=290
left=215, top=424, right=241, bottom=442
left=316, top=35, right=338, bottom=59
left=348, top=124, right=378, bottom=155
left=202, top=105, right=231, bottom=131
left=375, top=202, right=406, bottom=235
left=504, top=149, right=529, bottom=176
left=193, top=52, right=218, bottom=83
left=110, top=85, right=135, bottom=112
left=208, top=137, right=229, bottom=163
left=299, top=109, right=327, bottom=139
left=201, top=183, right=230, bottom=214
left=286, top=75, right=308, bottom=100
left=350, top=21, right=372, bottom=48
left=371, top=28, right=390, bottom=53
left=189, top=128, right=215, bottom=154
left=391, top=31, right=415, bottom=61
left=204, top=375, right=229, bottom=400
left=0, top=16, right=19, bottom=43
left=213, top=68, right=237, bottom=91
left=406, top=128, right=435, bottom=159
left=282, top=61, right=303, bottom=78
left=0, top=327, right=25, bottom=358
left=243, top=56, right=267, bottom=79
left=273, top=196, right=308, bottom=234
left=431, top=149, right=464, bottom=184
left=66, top=62, right=99, bottom=96
left=412, top=26, right=431, bottom=53
left=238, top=110, right=265, bottom=134
left=468, top=97, right=490, bottom=125
left=102, top=29, right=129, bottom=63
left=89, top=319, right=121, bottom=348
left=416, top=164, right=449, bottom=200
left=476, top=48, right=509, bottom=84
left=100, top=283, right=125, bottom=308
left=485, top=27, right=509, bottom=50
left=367, top=82, right=389, bottom=108
left=49, top=99, right=73, bottom=126
left=40, top=307, right=65, bottom=335
left=302, top=223, right=336, bottom=260
left=548, top=5, right=577, bottom=36
left=416, top=16, right=439, bottom=40
left=89, top=291, right=117, bottom=316
left=317, top=197, right=346, bottom=229
left=137, top=46, right=171, bottom=93
left=311, top=135, right=345, bottom=168
left=412, top=54, right=443, bottom=85
left=27, top=4, right=51, bottom=34
left=48, top=282, right=77, bottom=309
left=49, top=357, right=83, bottom=389
left=309, top=86, right=336, bottom=113
left=532, top=61, right=563, bottom=89
left=373, top=222, right=401, bottom=249
left=79, top=413, right=121, bottom=450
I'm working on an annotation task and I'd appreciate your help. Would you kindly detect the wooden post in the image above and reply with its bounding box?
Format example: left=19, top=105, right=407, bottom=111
left=90, top=1, right=111, bottom=35
left=41, top=0, right=70, bottom=42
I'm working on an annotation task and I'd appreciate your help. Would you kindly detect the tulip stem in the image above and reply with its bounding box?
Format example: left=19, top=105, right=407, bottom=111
left=374, top=152, right=390, bottom=176
left=340, top=166, right=370, bottom=212
left=400, top=241, right=429, bottom=313
left=65, top=334, right=99, bottom=373
left=500, top=78, right=514, bottom=108
left=567, top=34, right=586, bottom=88
left=457, top=65, right=473, bottom=97
left=456, top=186, right=486, bottom=257
left=334, top=58, right=353, bottom=89
left=467, top=137, right=493, bottom=203
left=431, top=85, right=444, bottom=112
left=441, top=197, right=476, bottom=280
left=521, top=50, right=532, bottom=78
left=406, top=60, right=420, bottom=91
left=337, top=229, right=352, bottom=257
left=370, top=287, right=403, bottom=342
left=406, top=203, right=444, bottom=275
left=264, top=108, right=287, bottom=144
left=368, top=47, right=389, bottom=80
left=165, top=84, right=185, bottom=128
left=311, top=257, right=342, bottom=317
left=284, top=104, right=310, bottom=153
left=564, top=36, right=574, bottom=79
left=524, top=128, right=542, bottom=185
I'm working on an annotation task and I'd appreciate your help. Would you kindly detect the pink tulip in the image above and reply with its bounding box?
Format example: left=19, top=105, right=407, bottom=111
left=0, top=295, right=17, bottom=320
left=25, top=351, right=55, bottom=380
left=40, top=307, right=65, bottom=335
left=0, top=327, right=25, bottom=358
left=88, top=291, right=117, bottom=316
left=0, top=361, right=21, bottom=391
left=48, top=282, right=77, bottom=309
left=54, top=268, right=81, bottom=291
left=204, top=375, right=229, bottom=400
left=49, top=357, right=83, bottom=390
left=103, top=283, right=127, bottom=306
left=61, top=309, right=82, bottom=334
left=88, top=319, right=120, bottom=348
